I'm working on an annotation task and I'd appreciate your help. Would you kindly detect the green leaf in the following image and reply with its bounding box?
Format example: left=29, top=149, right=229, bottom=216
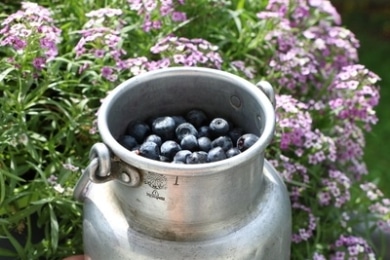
left=31, top=198, right=54, bottom=205
left=6, top=204, right=41, bottom=224
left=236, top=0, right=245, bottom=10
left=0, top=171, right=5, bottom=205
left=49, top=203, right=59, bottom=252
left=1, top=226, right=26, bottom=259
left=0, top=247, right=18, bottom=257
left=228, top=10, right=242, bottom=35
left=0, top=67, right=15, bottom=82
left=0, top=218, right=9, bottom=225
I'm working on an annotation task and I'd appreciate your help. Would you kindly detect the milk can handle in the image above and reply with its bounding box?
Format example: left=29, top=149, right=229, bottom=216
left=73, top=143, right=141, bottom=201
left=256, top=81, right=276, bottom=108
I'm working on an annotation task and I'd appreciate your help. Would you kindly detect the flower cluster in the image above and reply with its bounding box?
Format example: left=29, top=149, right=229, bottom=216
left=150, top=35, right=223, bottom=69
left=330, top=235, right=375, bottom=259
left=329, top=65, right=380, bottom=130
left=107, top=32, right=225, bottom=76
left=229, top=60, right=256, bottom=79
left=274, top=95, right=337, bottom=162
left=291, top=202, right=317, bottom=243
left=318, top=169, right=351, bottom=208
left=127, top=0, right=187, bottom=32
left=265, top=0, right=341, bottom=27
left=258, top=0, right=360, bottom=95
left=360, top=182, right=390, bottom=233
left=259, top=1, right=384, bottom=258
left=0, top=2, right=61, bottom=70
left=75, top=8, right=126, bottom=81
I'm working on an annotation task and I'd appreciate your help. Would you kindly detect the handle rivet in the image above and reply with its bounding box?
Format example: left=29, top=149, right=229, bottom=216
left=121, top=172, right=131, bottom=183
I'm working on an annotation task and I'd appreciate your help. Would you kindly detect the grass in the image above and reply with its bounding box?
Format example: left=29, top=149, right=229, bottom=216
left=335, top=4, right=390, bottom=195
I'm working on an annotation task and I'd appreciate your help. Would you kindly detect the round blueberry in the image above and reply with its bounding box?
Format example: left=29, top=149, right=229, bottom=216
left=226, top=147, right=241, bottom=158
left=211, top=136, right=233, bottom=151
left=139, top=141, right=160, bottom=160
left=119, top=135, right=138, bottom=150
left=160, top=140, right=182, bottom=160
left=172, top=116, right=187, bottom=127
left=198, top=125, right=211, bottom=138
left=198, top=136, right=212, bottom=152
left=209, top=118, right=230, bottom=137
left=186, top=109, right=208, bottom=128
left=152, top=116, right=176, bottom=141
left=175, top=122, right=198, bottom=141
left=207, top=147, right=227, bottom=162
left=237, top=133, right=259, bottom=152
left=144, top=134, right=162, bottom=147
left=159, top=155, right=171, bottom=162
left=173, top=150, right=192, bottom=163
left=186, top=151, right=208, bottom=164
left=180, top=134, right=198, bottom=151
left=229, top=127, right=243, bottom=144
left=126, top=121, right=151, bottom=143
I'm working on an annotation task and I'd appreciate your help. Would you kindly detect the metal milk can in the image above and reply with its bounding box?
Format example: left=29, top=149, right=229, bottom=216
left=74, top=67, right=292, bottom=259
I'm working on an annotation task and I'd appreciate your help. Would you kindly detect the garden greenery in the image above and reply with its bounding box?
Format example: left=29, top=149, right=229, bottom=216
left=0, top=0, right=388, bottom=259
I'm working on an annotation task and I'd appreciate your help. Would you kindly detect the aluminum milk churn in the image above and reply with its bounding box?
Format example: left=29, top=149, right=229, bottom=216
left=74, top=67, right=292, bottom=259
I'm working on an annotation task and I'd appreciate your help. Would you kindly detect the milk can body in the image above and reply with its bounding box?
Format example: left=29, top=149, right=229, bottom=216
left=75, top=67, right=292, bottom=259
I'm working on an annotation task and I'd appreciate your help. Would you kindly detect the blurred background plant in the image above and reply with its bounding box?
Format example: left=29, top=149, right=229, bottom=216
left=331, top=0, right=390, bottom=198
left=0, top=0, right=389, bottom=259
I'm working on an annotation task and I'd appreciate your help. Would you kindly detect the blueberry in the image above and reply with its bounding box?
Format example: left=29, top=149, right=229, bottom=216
left=226, top=147, right=241, bottom=158
left=119, top=135, right=138, bottom=150
left=152, top=116, right=176, bottom=141
left=159, top=155, right=171, bottom=162
left=144, top=134, right=162, bottom=147
left=186, top=151, right=208, bottom=164
left=237, top=133, right=259, bottom=152
left=211, top=136, right=233, bottom=151
left=186, top=109, right=208, bottom=128
left=198, top=125, right=211, bottom=138
left=173, top=150, right=192, bottom=163
left=175, top=122, right=198, bottom=141
left=207, top=147, right=227, bottom=162
left=209, top=118, right=230, bottom=137
left=229, top=127, right=243, bottom=144
left=180, top=134, right=198, bottom=151
left=198, top=136, right=212, bottom=152
left=126, top=121, right=151, bottom=143
left=131, top=145, right=140, bottom=151
left=160, top=140, right=182, bottom=160
left=139, top=141, right=160, bottom=160
left=172, top=116, right=187, bottom=127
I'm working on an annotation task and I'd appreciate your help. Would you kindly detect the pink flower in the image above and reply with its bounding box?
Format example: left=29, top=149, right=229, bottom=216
left=32, top=57, right=46, bottom=70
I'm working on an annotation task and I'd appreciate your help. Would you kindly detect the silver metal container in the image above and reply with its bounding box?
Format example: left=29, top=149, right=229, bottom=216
left=74, top=67, right=291, bottom=259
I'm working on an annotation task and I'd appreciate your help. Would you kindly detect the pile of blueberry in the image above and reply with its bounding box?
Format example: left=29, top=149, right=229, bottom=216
left=118, top=109, right=259, bottom=164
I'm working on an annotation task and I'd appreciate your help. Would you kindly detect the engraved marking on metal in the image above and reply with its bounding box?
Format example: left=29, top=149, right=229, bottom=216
left=174, top=176, right=179, bottom=186
left=146, top=190, right=166, bottom=201
left=144, top=172, right=167, bottom=190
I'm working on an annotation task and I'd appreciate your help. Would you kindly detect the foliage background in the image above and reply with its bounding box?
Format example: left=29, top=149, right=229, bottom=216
left=0, top=0, right=388, bottom=259
left=331, top=0, right=390, bottom=198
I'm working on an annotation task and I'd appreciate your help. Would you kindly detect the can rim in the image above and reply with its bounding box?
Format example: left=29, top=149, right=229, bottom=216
left=97, top=67, right=275, bottom=176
